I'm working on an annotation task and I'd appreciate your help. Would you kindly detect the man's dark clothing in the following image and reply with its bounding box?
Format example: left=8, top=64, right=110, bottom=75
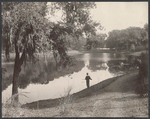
left=85, top=76, right=91, bottom=88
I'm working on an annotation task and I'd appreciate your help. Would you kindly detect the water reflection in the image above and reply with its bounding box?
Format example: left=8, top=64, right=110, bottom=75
left=2, top=52, right=126, bottom=104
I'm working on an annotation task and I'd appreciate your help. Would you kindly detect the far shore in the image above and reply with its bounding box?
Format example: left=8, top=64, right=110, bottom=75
left=2, top=49, right=147, bottom=64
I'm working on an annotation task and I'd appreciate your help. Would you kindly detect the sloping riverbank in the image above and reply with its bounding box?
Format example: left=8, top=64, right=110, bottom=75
left=22, top=73, right=119, bottom=109
left=2, top=71, right=148, bottom=117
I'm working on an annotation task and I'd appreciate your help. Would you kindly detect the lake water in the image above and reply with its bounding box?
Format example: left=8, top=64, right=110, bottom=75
left=2, top=52, right=126, bottom=104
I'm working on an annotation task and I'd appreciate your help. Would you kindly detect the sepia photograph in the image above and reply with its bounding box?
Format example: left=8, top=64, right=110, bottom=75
left=1, top=1, right=149, bottom=117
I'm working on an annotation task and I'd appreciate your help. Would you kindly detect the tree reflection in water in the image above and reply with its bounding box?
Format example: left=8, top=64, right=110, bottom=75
left=2, top=60, right=85, bottom=91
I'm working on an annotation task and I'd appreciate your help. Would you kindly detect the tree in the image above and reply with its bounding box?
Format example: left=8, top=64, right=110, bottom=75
left=106, top=30, right=121, bottom=50
left=49, top=23, right=73, bottom=68
left=85, top=33, right=107, bottom=50
left=2, top=14, right=11, bottom=61
left=2, top=2, right=22, bottom=61
left=48, top=2, right=99, bottom=67
left=106, top=26, right=146, bottom=51
left=142, top=23, right=148, bottom=51
left=82, top=21, right=100, bottom=38
left=126, top=27, right=144, bottom=50
left=2, top=5, right=11, bottom=61
left=2, top=2, right=48, bottom=102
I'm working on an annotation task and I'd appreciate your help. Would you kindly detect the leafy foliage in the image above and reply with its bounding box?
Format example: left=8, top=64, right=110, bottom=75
left=48, top=2, right=99, bottom=67
left=2, top=2, right=49, bottom=61
left=49, top=23, right=74, bottom=67
left=49, top=2, right=101, bottom=38
left=142, top=23, right=148, bottom=48
left=106, top=26, right=147, bottom=51
left=85, top=34, right=107, bottom=50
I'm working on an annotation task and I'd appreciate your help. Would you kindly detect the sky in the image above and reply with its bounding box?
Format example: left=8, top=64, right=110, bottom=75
left=47, top=2, right=148, bottom=34
left=91, top=2, right=148, bottom=34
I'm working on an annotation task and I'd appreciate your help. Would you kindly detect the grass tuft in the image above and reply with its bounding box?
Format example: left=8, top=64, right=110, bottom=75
left=59, top=87, right=73, bottom=116
left=2, top=92, right=30, bottom=117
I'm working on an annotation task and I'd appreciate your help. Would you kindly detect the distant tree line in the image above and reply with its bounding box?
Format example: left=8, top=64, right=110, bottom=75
left=106, top=24, right=148, bottom=51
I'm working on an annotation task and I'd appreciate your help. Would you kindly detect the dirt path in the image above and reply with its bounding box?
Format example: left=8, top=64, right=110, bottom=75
left=99, top=72, right=147, bottom=117
left=64, top=72, right=148, bottom=117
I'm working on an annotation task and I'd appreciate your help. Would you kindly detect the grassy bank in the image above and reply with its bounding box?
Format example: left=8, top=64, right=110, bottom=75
left=22, top=74, right=119, bottom=109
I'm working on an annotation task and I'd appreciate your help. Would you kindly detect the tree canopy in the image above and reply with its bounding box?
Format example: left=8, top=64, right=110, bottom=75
left=2, top=2, right=49, bottom=100
left=2, top=2, right=49, bottom=61
left=106, top=26, right=147, bottom=51
left=49, top=2, right=102, bottom=38
left=47, top=2, right=100, bottom=67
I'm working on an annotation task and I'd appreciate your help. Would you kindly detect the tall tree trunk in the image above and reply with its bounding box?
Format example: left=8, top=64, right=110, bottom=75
left=57, top=47, right=70, bottom=67
left=53, top=50, right=58, bottom=69
left=5, top=32, right=10, bottom=61
left=12, top=47, right=25, bottom=102
left=12, top=64, right=20, bottom=102
left=12, top=49, right=20, bottom=102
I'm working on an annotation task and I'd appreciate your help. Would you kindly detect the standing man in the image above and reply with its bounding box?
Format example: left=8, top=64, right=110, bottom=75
left=85, top=73, right=92, bottom=88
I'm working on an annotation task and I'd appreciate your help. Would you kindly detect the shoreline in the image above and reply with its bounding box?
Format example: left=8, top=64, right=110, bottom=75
left=22, top=71, right=135, bottom=109
left=2, top=49, right=147, bottom=63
